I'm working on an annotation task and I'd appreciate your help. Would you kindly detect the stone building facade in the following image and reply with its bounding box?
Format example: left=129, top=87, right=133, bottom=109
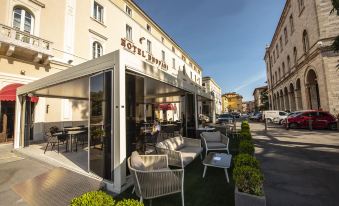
left=264, top=0, right=339, bottom=115
left=202, top=76, right=222, bottom=115
left=253, top=85, right=268, bottom=111
left=222, top=92, right=243, bottom=112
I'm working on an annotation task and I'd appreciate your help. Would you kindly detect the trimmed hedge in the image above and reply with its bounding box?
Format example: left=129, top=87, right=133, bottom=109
left=70, top=191, right=115, bottom=206
left=70, top=191, right=143, bottom=206
left=239, top=140, right=255, bottom=155
left=233, top=166, right=264, bottom=196
left=234, top=154, right=260, bottom=169
left=115, top=199, right=144, bottom=206
left=240, top=130, right=252, bottom=141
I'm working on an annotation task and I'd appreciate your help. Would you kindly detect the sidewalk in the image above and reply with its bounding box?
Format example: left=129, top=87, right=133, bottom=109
left=250, top=123, right=339, bottom=206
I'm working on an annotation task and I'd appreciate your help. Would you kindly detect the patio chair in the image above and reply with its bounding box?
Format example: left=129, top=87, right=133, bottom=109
left=200, top=131, right=229, bottom=157
left=128, top=151, right=185, bottom=206
left=44, top=132, right=67, bottom=154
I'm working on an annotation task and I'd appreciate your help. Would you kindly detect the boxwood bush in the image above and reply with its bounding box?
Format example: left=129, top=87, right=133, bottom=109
left=239, top=140, right=255, bottom=155
left=70, top=191, right=115, bottom=206
left=233, top=166, right=264, bottom=196
left=234, top=154, right=259, bottom=169
left=116, top=199, right=144, bottom=206
left=240, top=130, right=252, bottom=141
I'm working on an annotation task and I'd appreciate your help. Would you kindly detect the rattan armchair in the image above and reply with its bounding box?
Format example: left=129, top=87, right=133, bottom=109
left=201, top=131, right=229, bottom=156
left=128, top=152, right=185, bottom=206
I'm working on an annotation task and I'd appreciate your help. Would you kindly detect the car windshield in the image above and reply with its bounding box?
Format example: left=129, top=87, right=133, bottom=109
left=290, top=112, right=302, bottom=117
left=219, top=114, right=231, bottom=118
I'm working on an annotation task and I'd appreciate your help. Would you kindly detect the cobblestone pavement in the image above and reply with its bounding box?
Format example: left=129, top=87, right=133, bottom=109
left=250, top=122, right=339, bottom=206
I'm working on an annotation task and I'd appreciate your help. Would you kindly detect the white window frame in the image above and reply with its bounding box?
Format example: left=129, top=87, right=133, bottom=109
left=146, top=24, right=151, bottom=32
left=92, top=41, right=103, bottom=59
left=126, top=5, right=132, bottom=17
left=93, top=1, right=104, bottom=23
left=161, top=50, right=165, bottom=62
left=172, top=58, right=175, bottom=69
left=126, top=24, right=132, bottom=41
left=12, top=7, right=35, bottom=34
left=147, top=39, right=152, bottom=53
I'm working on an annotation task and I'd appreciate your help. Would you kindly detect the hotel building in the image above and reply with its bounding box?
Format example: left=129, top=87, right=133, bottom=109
left=264, top=0, right=339, bottom=114
left=0, top=0, right=211, bottom=193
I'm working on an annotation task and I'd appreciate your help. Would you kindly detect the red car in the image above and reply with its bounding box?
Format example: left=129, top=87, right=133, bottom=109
left=284, top=110, right=337, bottom=130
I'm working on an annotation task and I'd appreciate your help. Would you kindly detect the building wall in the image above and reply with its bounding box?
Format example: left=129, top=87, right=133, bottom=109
left=264, top=0, right=339, bottom=115
left=0, top=0, right=206, bottom=132
left=202, top=77, right=222, bottom=115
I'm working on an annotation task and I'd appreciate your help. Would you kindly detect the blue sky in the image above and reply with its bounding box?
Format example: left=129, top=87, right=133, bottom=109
left=134, top=0, right=285, bottom=101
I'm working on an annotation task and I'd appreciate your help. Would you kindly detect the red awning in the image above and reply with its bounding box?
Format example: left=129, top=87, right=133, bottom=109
left=0, top=83, right=39, bottom=102
left=159, top=104, right=176, bottom=111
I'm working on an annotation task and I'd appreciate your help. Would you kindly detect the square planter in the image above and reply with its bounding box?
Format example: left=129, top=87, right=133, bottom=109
left=235, top=187, right=266, bottom=206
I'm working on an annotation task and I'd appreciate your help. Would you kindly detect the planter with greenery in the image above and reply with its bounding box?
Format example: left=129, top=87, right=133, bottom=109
left=70, top=191, right=143, bottom=206
left=239, top=140, right=255, bottom=155
left=234, top=154, right=260, bottom=169
left=233, top=166, right=266, bottom=206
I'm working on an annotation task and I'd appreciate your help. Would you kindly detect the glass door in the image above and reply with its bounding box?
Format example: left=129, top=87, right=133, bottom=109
left=89, top=70, right=113, bottom=180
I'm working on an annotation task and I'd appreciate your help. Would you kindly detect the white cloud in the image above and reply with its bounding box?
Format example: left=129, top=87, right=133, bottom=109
left=233, top=71, right=266, bottom=92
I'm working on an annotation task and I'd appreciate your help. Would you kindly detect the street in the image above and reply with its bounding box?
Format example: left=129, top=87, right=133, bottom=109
left=251, top=122, right=339, bottom=206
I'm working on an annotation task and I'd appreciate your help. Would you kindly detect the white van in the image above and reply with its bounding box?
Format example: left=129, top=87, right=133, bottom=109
left=262, top=110, right=289, bottom=124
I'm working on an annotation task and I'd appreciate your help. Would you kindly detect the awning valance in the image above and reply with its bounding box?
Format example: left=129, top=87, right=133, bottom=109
left=0, top=83, right=39, bottom=102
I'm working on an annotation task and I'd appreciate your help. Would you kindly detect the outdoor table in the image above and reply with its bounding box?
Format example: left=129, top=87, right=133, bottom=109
left=202, top=152, right=232, bottom=183
left=196, top=127, right=215, bottom=132
left=54, top=130, right=86, bottom=152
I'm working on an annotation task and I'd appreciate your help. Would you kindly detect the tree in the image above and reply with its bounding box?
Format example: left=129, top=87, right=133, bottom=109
left=331, top=0, right=339, bottom=51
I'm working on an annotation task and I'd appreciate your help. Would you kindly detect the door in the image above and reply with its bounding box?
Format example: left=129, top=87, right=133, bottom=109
left=89, top=70, right=113, bottom=180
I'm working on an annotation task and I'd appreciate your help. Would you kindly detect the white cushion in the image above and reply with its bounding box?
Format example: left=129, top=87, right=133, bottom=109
left=206, top=142, right=227, bottom=149
left=157, top=136, right=184, bottom=150
left=178, top=146, right=203, bottom=166
left=130, top=151, right=145, bottom=171
left=202, top=131, right=221, bottom=142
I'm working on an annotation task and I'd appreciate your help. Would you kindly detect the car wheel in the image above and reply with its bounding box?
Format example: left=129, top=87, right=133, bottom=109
left=289, top=123, right=298, bottom=129
left=266, top=118, right=272, bottom=123
left=329, top=123, right=337, bottom=130
left=279, top=119, right=284, bottom=125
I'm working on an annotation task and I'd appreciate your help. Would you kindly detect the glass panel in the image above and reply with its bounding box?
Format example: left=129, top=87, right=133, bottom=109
left=24, top=12, right=32, bottom=33
left=89, top=71, right=113, bottom=180
left=13, top=9, right=22, bottom=30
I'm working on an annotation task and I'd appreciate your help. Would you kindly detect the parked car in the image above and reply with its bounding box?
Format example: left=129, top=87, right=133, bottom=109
left=217, top=113, right=234, bottom=123
left=251, top=113, right=262, bottom=121
left=263, top=110, right=289, bottom=124
left=284, top=110, right=337, bottom=130
left=231, top=112, right=241, bottom=118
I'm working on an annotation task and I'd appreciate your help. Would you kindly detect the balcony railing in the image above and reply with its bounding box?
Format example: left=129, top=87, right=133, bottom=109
left=0, top=24, right=52, bottom=55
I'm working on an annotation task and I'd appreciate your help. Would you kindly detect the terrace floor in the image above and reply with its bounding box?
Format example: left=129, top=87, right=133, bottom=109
left=115, top=154, right=235, bottom=206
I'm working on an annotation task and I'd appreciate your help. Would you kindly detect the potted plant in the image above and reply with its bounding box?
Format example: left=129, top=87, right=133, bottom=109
left=233, top=166, right=266, bottom=206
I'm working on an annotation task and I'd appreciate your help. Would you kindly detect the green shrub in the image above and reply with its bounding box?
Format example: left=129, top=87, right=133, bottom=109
left=239, top=140, right=255, bottom=155
left=233, top=166, right=264, bottom=196
left=240, top=130, right=252, bottom=141
left=70, top=191, right=115, bottom=206
left=234, top=154, right=259, bottom=169
left=116, top=199, right=144, bottom=206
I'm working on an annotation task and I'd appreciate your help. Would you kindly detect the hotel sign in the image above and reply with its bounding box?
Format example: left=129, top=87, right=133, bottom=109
left=121, top=38, right=169, bottom=70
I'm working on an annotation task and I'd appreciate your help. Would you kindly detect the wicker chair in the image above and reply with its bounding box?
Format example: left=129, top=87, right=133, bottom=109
left=128, top=152, right=184, bottom=206
left=200, top=131, right=229, bottom=157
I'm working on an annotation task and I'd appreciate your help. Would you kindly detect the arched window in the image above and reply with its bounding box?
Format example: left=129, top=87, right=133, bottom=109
left=282, top=62, right=286, bottom=77
left=278, top=68, right=281, bottom=80
left=92, top=41, right=103, bottom=59
left=287, top=55, right=291, bottom=71
left=302, top=30, right=310, bottom=53
left=293, top=47, right=297, bottom=65
left=12, top=7, right=34, bottom=34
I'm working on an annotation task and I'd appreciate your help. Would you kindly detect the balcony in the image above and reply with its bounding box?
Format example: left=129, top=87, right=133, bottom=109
left=0, top=24, right=53, bottom=65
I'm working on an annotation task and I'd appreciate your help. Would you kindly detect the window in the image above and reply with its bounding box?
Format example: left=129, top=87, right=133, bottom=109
left=293, top=47, right=297, bottom=65
left=282, top=62, right=285, bottom=76
left=273, top=51, right=276, bottom=62
left=298, top=0, right=305, bottom=13
left=190, top=71, right=192, bottom=79
left=13, top=7, right=34, bottom=34
left=161, top=50, right=165, bottom=62
left=92, top=41, right=103, bottom=59
left=302, top=30, right=310, bottom=53
left=161, top=37, right=165, bottom=43
left=189, top=62, right=193, bottom=67
left=289, top=15, right=294, bottom=34
left=172, top=58, right=175, bottom=69
left=93, top=2, right=104, bottom=23
left=147, top=40, right=152, bottom=53
left=126, top=24, right=132, bottom=41
left=172, top=46, right=175, bottom=53
left=287, top=55, right=291, bottom=70
left=125, top=5, right=132, bottom=16
left=276, top=45, right=279, bottom=58
left=279, top=37, right=283, bottom=52
left=278, top=68, right=281, bottom=79
left=275, top=72, right=278, bottom=83
left=146, top=24, right=151, bottom=32
left=284, top=27, right=288, bottom=44
left=182, top=55, right=186, bottom=62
